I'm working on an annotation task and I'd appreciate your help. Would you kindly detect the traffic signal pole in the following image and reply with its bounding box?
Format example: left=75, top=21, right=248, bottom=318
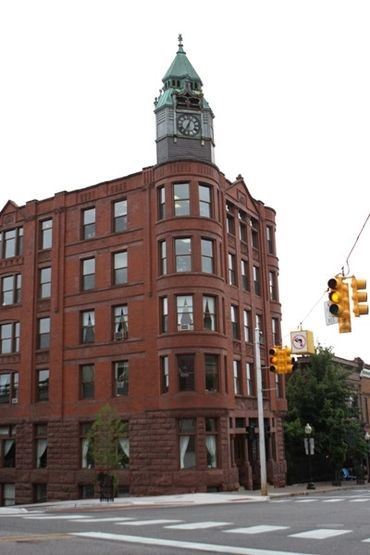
left=254, top=326, right=268, bottom=497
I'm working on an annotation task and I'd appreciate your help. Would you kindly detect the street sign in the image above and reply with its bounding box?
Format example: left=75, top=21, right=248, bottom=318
left=324, top=301, right=337, bottom=326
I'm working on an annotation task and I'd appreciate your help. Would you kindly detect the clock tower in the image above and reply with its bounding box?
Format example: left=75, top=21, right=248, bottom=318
left=154, top=35, right=215, bottom=165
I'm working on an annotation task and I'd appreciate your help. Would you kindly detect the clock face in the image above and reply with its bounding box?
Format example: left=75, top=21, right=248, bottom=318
left=177, top=114, right=201, bottom=136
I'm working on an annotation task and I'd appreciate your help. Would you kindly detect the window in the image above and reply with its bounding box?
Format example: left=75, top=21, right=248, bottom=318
left=253, top=265, right=261, bottom=296
left=266, top=225, right=275, bottom=255
left=226, top=203, right=235, bottom=235
left=0, top=426, right=16, bottom=468
left=233, top=360, right=242, bottom=395
left=175, top=237, right=192, bottom=272
left=178, top=418, right=196, bottom=468
left=82, top=208, right=96, bottom=240
left=160, top=355, right=169, bottom=393
left=205, top=354, right=219, bottom=392
left=34, top=424, right=47, bottom=468
left=256, top=314, right=263, bottom=335
left=0, top=322, right=20, bottom=354
left=205, top=418, right=217, bottom=468
left=117, top=421, right=130, bottom=468
left=160, top=297, right=168, bottom=333
left=174, top=183, right=190, bottom=216
left=231, top=305, right=239, bottom=339
left=40, top=219, right=52, bottom=250
left=251, top=218, right=259, bottom=249
left=241, top=259, right=249, bottom=290
left=0, top=373, right=18, bottom=405
left=36, top=369, right=49, bottom=401
left=272, top=317, right=280, bottom=346
left=269, top=270, right=278, bottom=301
left=0, top=227, right=23, bottom=259
left=82, top=258, right=95, bottom=291
left=113, top=251, right=128, bottom=285
left=177, top=295, right=193, bottom=331
left=246, top=362, right=255, bottom=396
left=81, top=423, right=94, bottom=469
left=159, top=240, right=167, bottom=275
left=81, top=310, right=95, bottom=344
left=113, top=305, right=128, bottom=340
left=113, top=361, right=128, bottom=396
left=275, top=373, right=284, bottom=398
left=203, top=295, right=216, bottom=331
left=199, top=184, right=212, bottom=217
left=243, top=309, right=252, bottom=342
left=228, top=253, right=236, bottom=285
left=1, top=483, right=15, bottom=506
left=1, top=274, right=21, bottom=305
left=37, top=317, right=50, bottom=349
left=39, top=267, right=51, bottom=298
left=177, top=353, right=195, bottom=391
left=80, top=364, right=95, bottom=399
left=113, top=200, right=127, bottom=232
left=201, top=239, right=214, bottom=273
left=158, top=186, right=166, bottom=220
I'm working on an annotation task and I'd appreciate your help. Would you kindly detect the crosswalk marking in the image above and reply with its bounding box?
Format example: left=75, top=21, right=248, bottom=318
left=226, top=525, right=289, bottom=535
left=76, top=517, right=134, bottom=523
left=290, top=528, right=352, bottom=539
left=22, top=514, right=86, bottom=520
left=72, top=531, right=322, bottom=555
left=116, top=518, right=182, bottom=526
left=165, top=521, right=231, bottom=530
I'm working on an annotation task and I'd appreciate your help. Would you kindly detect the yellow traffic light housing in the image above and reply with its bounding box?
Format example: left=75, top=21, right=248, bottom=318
left=351, top=278, right=368, bottom=317
left=269, top=346, right=294, bottom=374
left=328, top=276, right=352, bottom=333
left=269, top=347, right=280, bottom=373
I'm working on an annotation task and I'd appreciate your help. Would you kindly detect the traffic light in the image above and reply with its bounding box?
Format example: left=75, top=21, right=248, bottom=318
left=327, top=276, right=352, bottom=333
left=269, top=347, right=280, bottom=373
left=269, top=347, right=294, bottom=374
left=351, top=278, right=368, bottom=317
left=281, top=347, right=294, bottom=374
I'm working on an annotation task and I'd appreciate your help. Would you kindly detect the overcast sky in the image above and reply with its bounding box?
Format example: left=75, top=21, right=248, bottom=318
left=1, top=0, right=369, bottom=363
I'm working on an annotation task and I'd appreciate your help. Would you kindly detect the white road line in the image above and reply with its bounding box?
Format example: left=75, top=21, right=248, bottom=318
left=76, top=517, right=134, bottom=523
left=321, top=499, right=344, bottom=503
left=226, top=525, right=289, bottom=535
left=166, top=521, right=231, bottom=530
left=350, top=498, right=370, bottom=502
left=72, top=531, right=321, bottom=555
left=295, top=499, right=317, bottom=503
left=116, top=518, right=182, bottom=526
left=22, top=514, right=86, bottom=520
left=289, top=528, right=351, bottom=539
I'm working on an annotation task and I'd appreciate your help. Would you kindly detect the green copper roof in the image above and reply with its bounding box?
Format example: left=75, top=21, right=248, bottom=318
left=162, top=34, right=203, bottom=85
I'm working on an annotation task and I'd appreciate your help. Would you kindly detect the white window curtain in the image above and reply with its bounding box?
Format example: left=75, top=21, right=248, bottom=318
left=4, top=439, right=14, bottom=457
left=206, top=435, right=217, bottom=468
left=81, top=438, right=90, bottom=468
left=119, top=438, right=130, bottom=458
left=36, top=439, right=47, bottom=468
left=179, top=435, right=190, bottom=469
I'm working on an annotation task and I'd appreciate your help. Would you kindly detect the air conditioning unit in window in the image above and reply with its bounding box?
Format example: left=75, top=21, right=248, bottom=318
left=180, top=324, right=192, bottom=330
left=114, top=332, right=123, bottom=340
left=11, top=398, right=18, bottom=404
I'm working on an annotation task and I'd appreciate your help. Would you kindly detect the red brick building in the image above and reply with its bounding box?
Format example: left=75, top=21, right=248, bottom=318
left=0, top=37, right=287, bottom=505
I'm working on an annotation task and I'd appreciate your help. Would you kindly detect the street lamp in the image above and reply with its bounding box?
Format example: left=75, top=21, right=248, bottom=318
left=304, top=423, right=315, bottom=490
left=365, top=432, right=370, bottom=483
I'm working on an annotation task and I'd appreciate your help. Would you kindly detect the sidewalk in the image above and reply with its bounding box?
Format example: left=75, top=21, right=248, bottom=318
left=2, top=481, right=368, bottom=514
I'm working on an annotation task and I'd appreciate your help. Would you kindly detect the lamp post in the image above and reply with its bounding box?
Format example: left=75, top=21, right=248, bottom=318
left=304, top=423, right=315, bottom=490
left=254, top=326, right=268, bottom=496
left=365, top=432, right=370, bottom=483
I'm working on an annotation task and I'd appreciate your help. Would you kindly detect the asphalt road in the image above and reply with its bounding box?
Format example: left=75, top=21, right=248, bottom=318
left=2, top=488, right=370, bottom=555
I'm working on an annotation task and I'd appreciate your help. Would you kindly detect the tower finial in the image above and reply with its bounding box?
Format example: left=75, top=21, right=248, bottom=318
left=178, top=34, right=183, bottom=48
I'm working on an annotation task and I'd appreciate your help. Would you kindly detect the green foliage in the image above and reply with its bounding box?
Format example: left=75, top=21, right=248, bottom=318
left=87, top=403, right=127, bottom=472
left=284, top=347, right=367, bottom=477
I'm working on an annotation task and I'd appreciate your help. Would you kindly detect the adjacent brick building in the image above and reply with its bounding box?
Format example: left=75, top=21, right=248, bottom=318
left=0, top=37, right=288, bottom=505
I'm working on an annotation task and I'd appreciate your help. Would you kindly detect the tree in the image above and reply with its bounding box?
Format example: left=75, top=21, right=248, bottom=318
left=284, top=347, right=367, bottom=484
left=87, top=403, right=128, bottom=497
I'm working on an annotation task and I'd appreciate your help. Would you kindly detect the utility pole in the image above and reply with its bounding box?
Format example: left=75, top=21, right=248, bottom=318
left=254, top=326, right=268, bottom=496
